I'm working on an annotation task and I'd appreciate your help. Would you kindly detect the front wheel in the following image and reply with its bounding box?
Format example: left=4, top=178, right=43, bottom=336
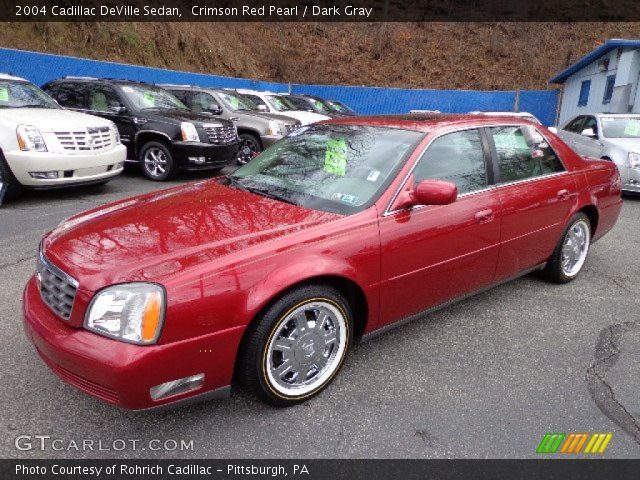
left=236, top=133, right=262, bottom=165
left=543, top=213, right=591, bottom=283
left=0, top=153, right=23, bottom=203
left=237, top=284, right=352, bottom=406
left=139, top=141, right=177, bottom=181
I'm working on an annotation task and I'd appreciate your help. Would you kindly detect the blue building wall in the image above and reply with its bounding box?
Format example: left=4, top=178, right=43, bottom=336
left=0, top=48, right=559, bottom=125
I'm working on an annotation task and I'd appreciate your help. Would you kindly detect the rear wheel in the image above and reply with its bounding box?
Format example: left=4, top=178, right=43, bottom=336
left=236, top=133, right=262, bottom=165
left=237, top=284, right=352, bottom=406
left=139, top=141, right=177, bottom=181
left=543, top=212, right=591, bottom=283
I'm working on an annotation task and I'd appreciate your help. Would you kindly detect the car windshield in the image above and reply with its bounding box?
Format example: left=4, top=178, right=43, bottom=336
left=286, top=96, right=315, bottom=112
left=328, top=101, right=354, bottom=114
left=218, top=91, right=259, bottom=112
left=266, top=95, right=299, bottom=112
left=118, top=84, right=188, bottom=111
left=228, top=124, right=424, bottom=215
left=0, top=80, right=59, bottom=109
left=600, top=117, right=640, bottom=138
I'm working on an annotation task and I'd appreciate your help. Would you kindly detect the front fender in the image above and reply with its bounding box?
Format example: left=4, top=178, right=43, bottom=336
left=244, top=255, right=362, bottom=318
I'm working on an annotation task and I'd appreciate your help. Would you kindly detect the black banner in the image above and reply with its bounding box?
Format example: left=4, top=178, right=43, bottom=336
left=1, top=0, right=640, bottom=22
left=2, top=459, right=640, bottom=480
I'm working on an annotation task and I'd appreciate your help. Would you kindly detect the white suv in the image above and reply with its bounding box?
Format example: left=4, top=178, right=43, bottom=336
left=0, top=74, right=126, bottom=202
left=234, top=89, right=330, bottom=125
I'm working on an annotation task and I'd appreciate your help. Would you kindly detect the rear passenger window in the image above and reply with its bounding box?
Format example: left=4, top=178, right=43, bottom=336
left=55, top=83, right=87, bottom=109
left=490, top=126, right=564, bottom=183
left=414, top=129, right=488, bottom=194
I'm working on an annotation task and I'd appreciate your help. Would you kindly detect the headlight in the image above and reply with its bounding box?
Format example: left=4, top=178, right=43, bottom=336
left=267, top=120, right=285, bottom=136
left=16, top=125, right=47, bottom=152
left=85, top=283, right=165, bottom=345
left=181, top=122, right=200, bottom=142
left=110, top=123, right=121, bottom=145
left=629, top=152, right=640, bottom=169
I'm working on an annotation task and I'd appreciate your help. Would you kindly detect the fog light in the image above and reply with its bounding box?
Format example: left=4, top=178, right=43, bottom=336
left=150, top=373, right=204, bottom=401
left=29, top=171, right=59, bottom=179
left=188, top=156, right=206, bottom=164
left=115, top=162, right=124, bottom=169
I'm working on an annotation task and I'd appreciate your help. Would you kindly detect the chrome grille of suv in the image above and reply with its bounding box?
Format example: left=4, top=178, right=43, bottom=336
left=36, top=252, right=78, bottom=320
left=203, top=125, right=237, bottom=144
left=55, top=127, right=112, bottom=151
left=284, top=123, right=298, bottom=133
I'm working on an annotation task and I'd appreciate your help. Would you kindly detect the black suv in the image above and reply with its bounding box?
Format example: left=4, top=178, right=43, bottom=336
left=42, top=78, right=240, bottom=181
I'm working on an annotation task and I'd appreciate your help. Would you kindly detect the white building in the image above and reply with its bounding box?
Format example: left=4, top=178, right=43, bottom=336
left=550, top=39, right=640, bottom=126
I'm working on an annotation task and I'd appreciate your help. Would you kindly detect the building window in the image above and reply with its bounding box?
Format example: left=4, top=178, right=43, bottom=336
left=603, top=75, right=616, bottom=104
left=578, top=80, right=591, bottom=107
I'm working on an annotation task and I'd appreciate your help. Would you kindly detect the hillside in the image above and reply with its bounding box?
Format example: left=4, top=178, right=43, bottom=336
left=2, top=22, right=640, bottom=90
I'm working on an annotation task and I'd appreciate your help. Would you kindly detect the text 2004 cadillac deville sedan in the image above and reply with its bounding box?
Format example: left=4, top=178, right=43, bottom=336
left=23, top=114, right=622, bottom=410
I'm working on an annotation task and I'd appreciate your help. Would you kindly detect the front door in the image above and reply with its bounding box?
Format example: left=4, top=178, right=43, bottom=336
left=378, top=128, right=502, bottom=328
left=572, top=115, right=604, bottom=158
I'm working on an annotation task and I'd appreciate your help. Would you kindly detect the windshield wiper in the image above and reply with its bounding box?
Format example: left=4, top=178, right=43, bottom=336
left=226, top=176, right=298, bottom=205
left=245, top=186, right=298, bottom=205
left=13, top=104, right=52, bottom=108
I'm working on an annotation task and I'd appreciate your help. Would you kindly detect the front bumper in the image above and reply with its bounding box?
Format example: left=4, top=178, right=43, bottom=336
left=23, top=277, right=244, bottom=410
left=621, top=167, right=640, bottom=193
left=171, top=141, right=240, bottom=171
left=260, top=134, right=285, bottom=148
left=5, top=145, right=126, bottom=187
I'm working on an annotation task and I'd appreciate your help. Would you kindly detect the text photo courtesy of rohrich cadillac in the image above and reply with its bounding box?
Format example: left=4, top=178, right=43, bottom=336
left=1, top=3, right=640, bottom=479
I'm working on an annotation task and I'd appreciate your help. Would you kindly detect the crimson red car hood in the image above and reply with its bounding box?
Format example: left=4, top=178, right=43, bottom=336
left=42, top=180, right=340, bottom=291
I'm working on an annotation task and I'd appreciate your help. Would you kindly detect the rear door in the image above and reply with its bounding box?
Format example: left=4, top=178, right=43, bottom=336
left=378, top=127, right=502, bottom=327
left=487, top=125, right=577, bottom=280
left=572, top=115, right=604, bottom=158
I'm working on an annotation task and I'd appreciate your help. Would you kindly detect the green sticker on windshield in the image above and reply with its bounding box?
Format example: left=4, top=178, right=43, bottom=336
left=0, top=87, right=8, bottom=102
left=142, top=91, right=156, bottom=106
left=624, top=121, right=640, bottom=136
left=229, top=96, right=240, bottom=109
left=324, top=139, right=348, bottom=176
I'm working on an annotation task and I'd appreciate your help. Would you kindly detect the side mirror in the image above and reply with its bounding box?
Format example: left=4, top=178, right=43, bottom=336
left=206, top=104, right=223, bottom=115
left=394, top=179, right=458, bottom=210
left=581, top=127, right=597, bottom=138
left=548, top=127, right=558, bottom=134
left=108, top=103, right=126, bottom=114
left=412, top=180, right=458, bottom=206
left=257, top=104, right=268, bottom=111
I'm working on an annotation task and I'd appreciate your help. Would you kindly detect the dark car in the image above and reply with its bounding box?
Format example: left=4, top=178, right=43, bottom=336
left=285, top=94, right=349, bottom=118
left=42, top=78, right=240, bottom=181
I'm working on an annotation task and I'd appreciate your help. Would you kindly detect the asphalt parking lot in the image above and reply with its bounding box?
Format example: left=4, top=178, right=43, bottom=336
left=1, top=166, right=639, bottom=459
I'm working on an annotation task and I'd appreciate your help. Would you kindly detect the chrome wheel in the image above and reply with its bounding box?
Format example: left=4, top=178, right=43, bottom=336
left=265, top=300, right=348, bottom=397
left=144, top=148, right=168, bottom=177
left=561, top=219, right=590, bottom=277
left=237, top=136, right=259, bottom=165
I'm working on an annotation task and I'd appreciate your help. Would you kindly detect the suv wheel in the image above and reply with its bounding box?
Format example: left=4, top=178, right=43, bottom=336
left=237, top=133, right=261, bottom=165
left=0, top=152, right=23, bottom=203
left=139, top=141, right=177, bottom=181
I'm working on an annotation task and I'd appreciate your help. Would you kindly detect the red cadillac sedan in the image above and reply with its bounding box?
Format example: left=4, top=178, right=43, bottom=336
left=23, top=114, right=622, bottom=410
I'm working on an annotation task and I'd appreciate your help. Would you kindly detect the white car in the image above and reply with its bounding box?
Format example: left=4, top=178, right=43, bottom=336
left=234, top=89, right=330, bottom=125
left=469, top=111, right=542, bottom=124
left=557, top=113, right=640, bottom=194
left=0, top=74, right=126, bottom=201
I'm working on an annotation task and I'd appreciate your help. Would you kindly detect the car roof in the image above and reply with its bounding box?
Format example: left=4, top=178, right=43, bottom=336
left=0, top=73, right=28, bottom=81
left=48, top=77, right=154, bottom=86
left=322, top=113, right=542, bottom=132
left=593, top=113, right=640, bottom=117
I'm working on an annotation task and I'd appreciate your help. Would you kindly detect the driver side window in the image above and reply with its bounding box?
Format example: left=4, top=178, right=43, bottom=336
left=414, top=129, right=488, bottom=195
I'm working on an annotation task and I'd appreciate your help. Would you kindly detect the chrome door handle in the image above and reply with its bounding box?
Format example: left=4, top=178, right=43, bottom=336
left=474, top=209, right=494, bottom=224
left=557, top=189, right=570, bottom=201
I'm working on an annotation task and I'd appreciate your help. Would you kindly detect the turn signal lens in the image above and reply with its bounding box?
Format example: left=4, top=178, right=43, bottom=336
left=142, top=291, right=162, bottom=343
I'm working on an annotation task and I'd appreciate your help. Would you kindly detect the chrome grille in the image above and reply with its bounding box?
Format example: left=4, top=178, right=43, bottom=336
left=36, top=252, right=78, bottom=320
left=203, top=124, right=237, bottom=144
left=54, top=126, right=112, bottom=151
left=285, top=123, right=298, bottom=133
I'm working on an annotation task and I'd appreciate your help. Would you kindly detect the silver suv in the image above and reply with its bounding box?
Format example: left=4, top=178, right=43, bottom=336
left=557, top=113, right=640, bottom=194
left=164, top=85, right=301, bottom=164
